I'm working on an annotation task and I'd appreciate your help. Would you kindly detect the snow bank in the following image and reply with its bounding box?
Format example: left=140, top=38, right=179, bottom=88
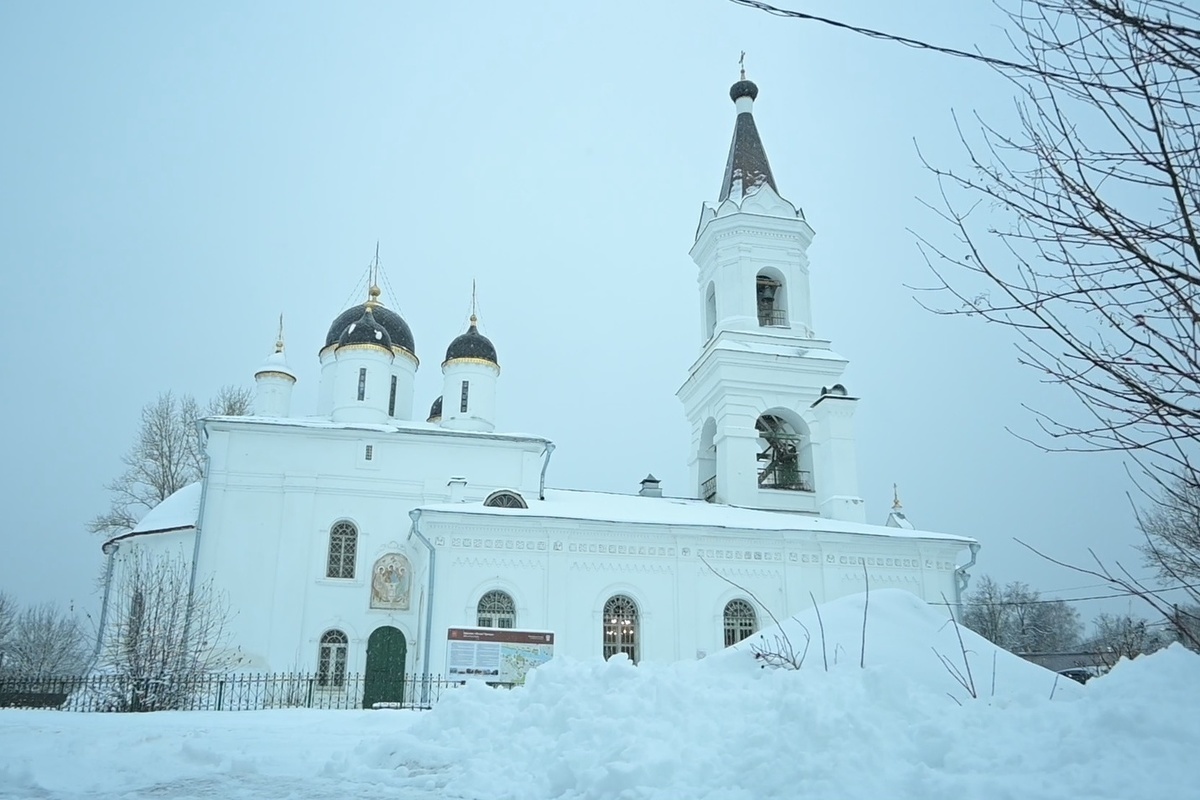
left=2, top=590, right=1197, bottom=799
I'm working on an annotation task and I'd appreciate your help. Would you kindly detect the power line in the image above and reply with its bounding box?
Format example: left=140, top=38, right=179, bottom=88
left=726, top=0, right=1134, bottom=92
left=955, top=583, right=1200, bottom=606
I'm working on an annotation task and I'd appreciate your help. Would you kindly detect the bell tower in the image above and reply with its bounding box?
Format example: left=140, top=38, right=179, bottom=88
left=677, top=70, right=865, bottom=522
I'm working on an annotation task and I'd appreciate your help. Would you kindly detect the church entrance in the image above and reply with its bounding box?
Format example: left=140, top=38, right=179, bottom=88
left=362, top=626, right=407, bottom=708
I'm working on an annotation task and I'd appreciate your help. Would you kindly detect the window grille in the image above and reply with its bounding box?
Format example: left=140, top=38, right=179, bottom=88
left=483, top=490, right=527, bottom=509
left=317, top=629, right=348, bottom=687
left=460, top=380, right=469, bottom=413
left=357, top=368, right=367, bottom=401
left=364, top=445, right=373, bottom=461
left=388, top=375, right=397, bottom=416
left=476, top=590, right=516, bottom=629
left=326, top=521, right=357, bottom=579
left=723, top=599, right=757, bottom=646
left=603, top=595, right=639, bottom=663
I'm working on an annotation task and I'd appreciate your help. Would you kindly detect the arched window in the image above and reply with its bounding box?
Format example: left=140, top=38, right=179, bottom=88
left=484, top=490, right=527, bottom=509
left=724, top=599, right=758, bottom=646
left=603, top=595, right=639, bottom=663
left=756, top=271, right=787, bottom=327
left=317, top=629, right=348, bottom=687
left=477, top=590, right=516, bottom=629
left=699, top=417, right=717, bottom=502
left=326, top=521, right=357, bottom=579
left=756, top=413, right=813, bottom=492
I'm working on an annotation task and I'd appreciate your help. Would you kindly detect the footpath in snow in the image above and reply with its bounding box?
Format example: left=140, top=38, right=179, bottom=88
left=1, top=589, right=1197, bottom=799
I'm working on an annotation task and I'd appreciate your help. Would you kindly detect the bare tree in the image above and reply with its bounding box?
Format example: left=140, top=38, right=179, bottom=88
left=1138, top=478, right=1200, bottom=582
left=917, top=0, right=1200, bottom=474
left=962, top=575, right=1082, bottom=652
left=0, top=591, right=16, bottom=670
left=96, top=550, right=241, bottom=711
left=1088, top=612, right=1170, bottom=669
left=903, top=0, right=1200, bottom=634
left=2, top=604, right=89, bottom=677
left=90, top=386, right=251, bottom=537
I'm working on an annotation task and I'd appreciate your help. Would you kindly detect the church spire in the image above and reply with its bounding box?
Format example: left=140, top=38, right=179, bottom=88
left=719, top=56, right=778, bottom=202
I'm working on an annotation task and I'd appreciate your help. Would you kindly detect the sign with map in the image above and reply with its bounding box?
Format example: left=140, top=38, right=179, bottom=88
left=446, top=627, right=555, bottom=685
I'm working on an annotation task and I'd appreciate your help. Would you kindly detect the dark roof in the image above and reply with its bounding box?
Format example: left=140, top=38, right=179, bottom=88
left=337, top=308, right=392, bottom=350
left=326, top=303, right=415, bottom=354
left=444, top=318, right=498, bottom=366
left=729, top=79, right=759, bottom=102
left=428, top=395, right=443, bottom=421
left=718, top=82, right=777, bottom=202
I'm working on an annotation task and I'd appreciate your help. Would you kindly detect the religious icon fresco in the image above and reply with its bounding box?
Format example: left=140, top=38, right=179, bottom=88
left=369, top=553, right=412, bottom=610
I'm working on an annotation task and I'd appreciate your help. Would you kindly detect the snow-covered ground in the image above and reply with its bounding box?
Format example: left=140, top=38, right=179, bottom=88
left=2, top=590, right=1196, bottom=799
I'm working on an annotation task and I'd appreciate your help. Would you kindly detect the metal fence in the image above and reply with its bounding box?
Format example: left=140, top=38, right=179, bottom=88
left=0, top=672, right=465, bottom=713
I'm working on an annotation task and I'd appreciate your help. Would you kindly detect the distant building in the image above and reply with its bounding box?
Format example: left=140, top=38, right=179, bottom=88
left=99, top=73, right=979, bottom=698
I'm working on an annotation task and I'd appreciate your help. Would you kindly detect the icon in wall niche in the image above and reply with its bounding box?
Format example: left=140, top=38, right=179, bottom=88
left=369, top=553, right=412, bottom=610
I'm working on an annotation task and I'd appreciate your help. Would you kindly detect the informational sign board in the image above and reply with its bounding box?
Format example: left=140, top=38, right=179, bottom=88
left=446, top=627, right=555, bottom=685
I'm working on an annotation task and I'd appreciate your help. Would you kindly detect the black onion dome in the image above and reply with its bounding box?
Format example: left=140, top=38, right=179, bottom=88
left=730, top=79, right=759, bottom=102
left=428, top=395, right=443, bottom=421
left=443, top=318, right=498, bottom=366
left=337, top=308, right=393, bottom=350
left=325, top=304, right=415, bottom=354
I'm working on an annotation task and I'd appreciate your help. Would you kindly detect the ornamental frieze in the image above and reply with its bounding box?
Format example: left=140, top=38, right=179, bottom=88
left=569, top=561, right=674, bottom=574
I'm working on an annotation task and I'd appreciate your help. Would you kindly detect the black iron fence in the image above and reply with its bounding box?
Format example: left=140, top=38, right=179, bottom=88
left=0, top=672, right=465, bottom=713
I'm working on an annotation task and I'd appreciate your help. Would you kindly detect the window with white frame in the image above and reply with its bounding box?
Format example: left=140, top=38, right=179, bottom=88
left=603, top=594, right=639, bottom=663
left=723, top=598, right=757, bottom=647
left=476, top=590, right=516, bottom=628
left=317, top=629, right=348, bottom=687
left=326, top=521, right=357, bottom=579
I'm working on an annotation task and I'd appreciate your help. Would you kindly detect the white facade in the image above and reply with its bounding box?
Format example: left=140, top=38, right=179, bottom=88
left=100, top=75, right=979, bottom=688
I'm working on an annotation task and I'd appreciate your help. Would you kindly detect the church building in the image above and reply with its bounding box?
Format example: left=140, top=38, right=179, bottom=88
left=99, top=73, right=978, bottom=695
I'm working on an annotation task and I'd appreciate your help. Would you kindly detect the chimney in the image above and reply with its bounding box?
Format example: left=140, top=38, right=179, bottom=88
left=638, top=474, right=662, bottom=498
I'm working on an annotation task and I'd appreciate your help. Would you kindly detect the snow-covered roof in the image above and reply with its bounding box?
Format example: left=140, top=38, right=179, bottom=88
left=130, top=482, right=203, bottom=535
left=418, top=488, right=973, bottom=544
left=710, top=338, right=846, bottom=362
left=204, top=415, right=550, bottom=445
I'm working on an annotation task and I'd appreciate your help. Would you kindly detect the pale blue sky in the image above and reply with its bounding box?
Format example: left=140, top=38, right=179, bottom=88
left=0, top=2, right=1150, bottom=624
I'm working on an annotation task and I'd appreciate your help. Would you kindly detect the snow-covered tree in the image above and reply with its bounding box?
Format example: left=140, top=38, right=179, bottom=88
left=2, top=603, right=89, bottom=677
left=962, top=576, right=1081, bottom=653
left=89, top=387, right=251, bottom=537
left=1088, top=613, right=1170, bottom=669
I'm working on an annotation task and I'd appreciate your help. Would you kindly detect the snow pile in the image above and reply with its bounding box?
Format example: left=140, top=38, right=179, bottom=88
left=2, top=589, right=1197, bottom=799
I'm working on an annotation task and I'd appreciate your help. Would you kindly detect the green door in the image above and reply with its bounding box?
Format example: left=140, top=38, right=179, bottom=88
left=363, top=626, right=407, bottom=708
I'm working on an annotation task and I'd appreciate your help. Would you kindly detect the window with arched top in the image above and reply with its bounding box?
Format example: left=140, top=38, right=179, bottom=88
left=477, top=590, right=516, bottom=629
left=326, top=521, right=357, bottom=579
left=756, top=271, right=788, bottom=327
left=603, top=595, right=640, bottom=663
left=724, top=599, right=758, bottom=646
left=756, top=413, right=813, bottom=492
left=317, top=629, right=348, bottom=687
left=484, top=490, right=527, bottom=509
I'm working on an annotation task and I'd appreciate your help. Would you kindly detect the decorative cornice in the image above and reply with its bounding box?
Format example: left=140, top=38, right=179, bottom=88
left=451, top=536, right=548, bottom=552
left=451, top=556, right=544, bottom=569
left=253, top=369, right=296, bottom=383
left=570, top=561, right=674, bottom=574
left=441, top=356, right=500, bottom=374
left=336, top=342, right=394, bottom=357
left=393, top=346, right=419, bottom=367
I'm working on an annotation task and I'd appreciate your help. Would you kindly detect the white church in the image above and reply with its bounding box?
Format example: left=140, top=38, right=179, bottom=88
left=99, top=73, right=978, bottom=699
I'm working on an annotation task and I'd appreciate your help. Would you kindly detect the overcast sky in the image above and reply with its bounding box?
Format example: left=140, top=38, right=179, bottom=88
left=0, top=2, right=1155, bottom=626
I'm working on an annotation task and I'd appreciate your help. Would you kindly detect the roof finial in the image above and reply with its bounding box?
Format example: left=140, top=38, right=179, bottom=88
left=739, top=50, right=746, bottom=80
left=469, top=279, right=478, bottom=327
left=366, top=242, right=382, bottom=308
left=275, top=313, right=285, bottom=353
left=892, top=483, right=903, bottom=511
